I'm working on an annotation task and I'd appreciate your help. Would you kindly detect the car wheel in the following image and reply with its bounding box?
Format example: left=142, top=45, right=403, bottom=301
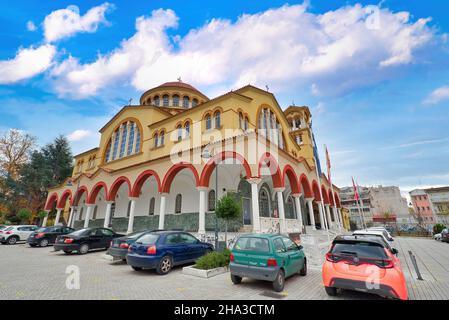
left=39, top=239, right=49, bottom=247
left=272, top=269, right=285, bottom=292
left=299, top=259, right=307, bottom=276
left=7, top=236, right=19, bottom=245
left=325, top=286, right=338, bottom=296
left=132, top=266, right=142, bottom=271
left=78, top=244, right=89, bottom=255
left=29, top=244, right=37, bottom=247
left=156, top=256, right=173, bottom=275
left=63, top=250, right=72, bottom=255
left=231, top=274, right=242, bottom=284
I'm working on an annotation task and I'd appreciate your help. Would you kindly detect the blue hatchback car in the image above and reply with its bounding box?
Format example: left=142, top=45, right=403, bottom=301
left=126, top=231, right=214, bottom=275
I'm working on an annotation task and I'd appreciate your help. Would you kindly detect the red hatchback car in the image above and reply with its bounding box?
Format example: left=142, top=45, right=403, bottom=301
left=322, top=235, right=408, bottom=300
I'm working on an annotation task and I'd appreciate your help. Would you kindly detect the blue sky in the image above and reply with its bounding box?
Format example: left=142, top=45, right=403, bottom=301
left=1, top=0, right=448, bottom=198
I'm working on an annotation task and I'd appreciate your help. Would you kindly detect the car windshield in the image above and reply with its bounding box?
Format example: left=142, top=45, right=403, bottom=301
left=355, top=234, right=390, bottom=248
left=126, top=231, right=147, bottom=240
left=234, top=237, right=270, bottom=253
left=36, top=227, right=54, bottom=233
left=135, top=233, right=159, bottom=245
left=332, top=242, right=388, bottom=259
left=4, top=226, right=14, bottom=231
left=68, top=229, right=89, bottom=237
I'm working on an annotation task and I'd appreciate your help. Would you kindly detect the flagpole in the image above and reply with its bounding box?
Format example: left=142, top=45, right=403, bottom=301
left=311, top=127, right=330, bottom=242
left=352, top=177, right=365, bottom=230
left=356, top=182, right=367, bottom=229
left=324, top=144, right=342, bottom=233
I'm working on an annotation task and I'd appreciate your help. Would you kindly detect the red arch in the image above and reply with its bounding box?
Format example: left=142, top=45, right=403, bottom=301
left=71, top=186, right=89, bottom=206
left=199, top=151, right=252, bottom=188
left=161, top=163, right=200, bottom=193
left=335, top=194, right=341, bottom=208
left=56, top=189, right=72, bottom=209
left=87, top=182, right=108, bottom=204
left=132, top=170, right=162, bottom=197
left=299, top=174, right=313, bottom=198
left=321, top=185, right=330, bottom=204
left=312, top=180, right=321, bottom=201
left=107, top=176, right=132, bottom=201
left=258, top=153, right=283, bottom=188
left=45, top=192, right=59, bottom=211
left=282, top=165, right=300, bottom=194
left=328, top=189, right=335, bottom=206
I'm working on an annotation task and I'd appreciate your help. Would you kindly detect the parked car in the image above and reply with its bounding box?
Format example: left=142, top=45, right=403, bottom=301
left=353, top=230, right=396, bottom=252
left=54, top=228, right=124, bottom=254
left=126, top=231, right=213, bottom=275
left=441, top=229, right=449, bottom=243
left=322, top=235, right=408, bottom=300
left=27, top=226, right=75, bottom=247
left=229, top=234, right=307, bottom=292
left=352, top=233, right=398, bottom=256
left=107, top=231, right=149, bottom=260
left=0, top=225, right=39, bottom=245
left=366, top=227, right=394, bottom=241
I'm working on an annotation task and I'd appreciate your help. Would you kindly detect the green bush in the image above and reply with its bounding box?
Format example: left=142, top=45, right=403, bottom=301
left=195, top=249, right=231, bottom=270
left=17, top=209, right=32, bottom=224
left=433, top=223, right=446, bottom=234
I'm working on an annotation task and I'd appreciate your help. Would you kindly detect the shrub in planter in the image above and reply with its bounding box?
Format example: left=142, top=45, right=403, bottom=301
left=195, top=249, right=231, bottom=270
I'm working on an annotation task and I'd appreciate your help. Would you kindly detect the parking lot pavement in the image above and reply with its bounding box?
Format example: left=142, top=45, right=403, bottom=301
left=0, top=237, right=447, bottom=300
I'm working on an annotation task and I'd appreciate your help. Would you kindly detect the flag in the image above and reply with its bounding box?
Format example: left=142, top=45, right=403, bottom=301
left=311, top=123, right=322, bottom=177
left=325, top=144, right=331, bottom=180
left=352, top=177, right=360, bottom=201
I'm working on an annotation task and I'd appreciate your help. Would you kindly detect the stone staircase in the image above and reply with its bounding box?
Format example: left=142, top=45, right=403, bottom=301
left=300, top=226, right=345, bottom=267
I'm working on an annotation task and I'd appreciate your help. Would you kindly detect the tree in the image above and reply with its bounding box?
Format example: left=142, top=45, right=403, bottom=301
left=17, top=208, right=32, bottom=224
left=0, top=129, right=35, bottom=179
left=42, top=135, right=73, bottom=186
left=216, top=193, right=241, bottom=245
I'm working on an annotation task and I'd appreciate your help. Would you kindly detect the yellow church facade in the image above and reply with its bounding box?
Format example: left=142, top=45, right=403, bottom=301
left=44, top=81, right=342, bottom=237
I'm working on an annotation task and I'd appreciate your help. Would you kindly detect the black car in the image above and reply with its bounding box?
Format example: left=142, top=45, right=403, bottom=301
left=28, top=226, right=75, bottom=247
left=107, top=231, right=149, bottom=261
left=442, top=229, right=449, bottom=243
left=54, top=228, right=124, bottom=255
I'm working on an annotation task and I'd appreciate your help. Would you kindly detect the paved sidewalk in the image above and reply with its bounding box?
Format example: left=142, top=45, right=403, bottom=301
left=0, top=237, right=447, bottom=300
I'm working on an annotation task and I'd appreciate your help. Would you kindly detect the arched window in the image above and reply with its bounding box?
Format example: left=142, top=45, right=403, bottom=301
left=239, top=113, right=244, bottom=129
left=206, top=114, right=212, bottom=130
left=244, top=117, right=249, bottom=131
left=214, top=111, right=221, bottom=129
left=92, top=205, right=98, bottom=220
left=184, top=121, right=190, bottom=138
left=153, top=96, right=160, bottom=107
left=105, top=141, right=112, bottom=162
left=127, top=123, right=135, bottom=156
left=175, top=194, right=182, bottom=214
left=163, top=95, right=169, bottom=107
left=154, top=133, right=159, bottom=148
left=146, top=98, right=151, bottom=106
left=112, top=129, right=120, bottom=160
left=192, top=98, right=199, bottom=107
left=160, top=131, right=165, bottom=146
left=149, top=198, right=155, bottom=215
left=258, top=108, right=284, bottom=149
left=127, top=200, right=132, bottom=217
left=173, top=95, right=180, bottom=107
left=119, top=124, right=128, bottom=158
left=177, top=124, right=182, bottom=141
left=259, top=188, right=270, bottom=217
left=183, top=96, right=190, bottom=108
left=208, top=190, right=216, bottom=211
left=135, top=127, right=141, bottom=152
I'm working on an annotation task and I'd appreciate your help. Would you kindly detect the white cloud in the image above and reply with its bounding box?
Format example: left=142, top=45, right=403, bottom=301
left=43, top=2, right=113, bottom=42
left=0, top=45, right=56, bottom=84
left=26, top=21, right=37, bottom=32
left=67, top=129, right=93, bottom=142
left=50, top=3, right=436, bottom=99
left=424, top=85, right=449, bottom=105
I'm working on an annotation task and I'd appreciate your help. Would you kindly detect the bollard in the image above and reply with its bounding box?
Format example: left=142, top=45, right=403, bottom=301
left=408, top=250, right=423, bottom=281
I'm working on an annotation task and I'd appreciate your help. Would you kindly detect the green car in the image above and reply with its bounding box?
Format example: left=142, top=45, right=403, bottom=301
left=229, top=233, right=307, bottom=292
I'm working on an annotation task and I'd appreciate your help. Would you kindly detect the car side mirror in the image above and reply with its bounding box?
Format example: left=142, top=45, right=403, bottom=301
left=392, top=248, right=398, bottom=255
left=297, top=245, right=303, bottom=251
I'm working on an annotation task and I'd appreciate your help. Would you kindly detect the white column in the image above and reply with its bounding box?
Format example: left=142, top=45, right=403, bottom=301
left=159, top=194, right=167, bottom=230
left=332, top=206, right=340, bottom=228
left=325, top=204, right=333, bottom=229
left=276, top=188, right=286, bottom=233
left=338, top=208, right=344, bottom=230
left=42, top=210, right=50, bottom=227
left=292, top=194, right=304, bottom=231
left=306, top=198, right=316, bottom=230
left=103, top=202, right=113, bottom=228
left=67, top=207, right=75, bottom=228
left=249, top=178, right=261, bottom=233
left=198, top=188, right=207, bottom=235
left=127, top=198, right=138, bottom=234
left=70, top=207, right=77, bottom=228
left=54, top=208, right=63, bottom=226
left=84, top=204, right=94, bottom=228
left=318, top=201, right=326, bottom=230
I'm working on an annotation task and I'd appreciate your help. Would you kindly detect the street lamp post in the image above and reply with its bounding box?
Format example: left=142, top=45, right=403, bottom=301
left=202, top=148, right=219, bottom=251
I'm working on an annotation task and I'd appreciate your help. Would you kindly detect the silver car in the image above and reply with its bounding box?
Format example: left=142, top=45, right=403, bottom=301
left=0, top=225, right=39, bottom=245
